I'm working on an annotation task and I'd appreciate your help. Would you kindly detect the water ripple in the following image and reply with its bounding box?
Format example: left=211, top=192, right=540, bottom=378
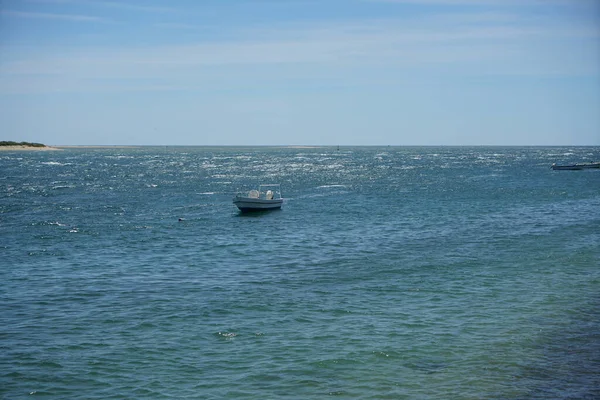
left=1, top=146, right=599, bottom=399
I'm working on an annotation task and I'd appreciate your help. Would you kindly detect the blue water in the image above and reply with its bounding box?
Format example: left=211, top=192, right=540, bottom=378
left=1, top=146, right=599, bottom=399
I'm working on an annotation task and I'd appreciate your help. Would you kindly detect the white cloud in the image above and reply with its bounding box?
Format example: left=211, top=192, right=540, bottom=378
left=1, top=9, right=598, bottom=94
left=154, top=22, right=201, bottom=31
left=24, top=0, right=177, bottom=13
left=369, top=0, right=596, bottom=5
left=0, top=9, right=108, bottom=22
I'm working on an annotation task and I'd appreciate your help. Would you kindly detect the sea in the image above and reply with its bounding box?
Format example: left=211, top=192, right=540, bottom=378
left=1, top=146, right=599, bottom=399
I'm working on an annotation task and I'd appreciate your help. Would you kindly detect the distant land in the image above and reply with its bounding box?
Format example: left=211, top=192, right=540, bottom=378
left=0, top=141, right=61, bottom=151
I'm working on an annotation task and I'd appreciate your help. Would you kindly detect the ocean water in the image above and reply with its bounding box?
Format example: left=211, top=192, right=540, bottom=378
left=1, top=146, right=599, bottom=399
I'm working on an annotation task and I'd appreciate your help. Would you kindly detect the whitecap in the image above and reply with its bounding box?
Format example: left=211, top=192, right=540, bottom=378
left=48, top=221, right=67, bottom=227
left=217, top=332, right=237, bottom=340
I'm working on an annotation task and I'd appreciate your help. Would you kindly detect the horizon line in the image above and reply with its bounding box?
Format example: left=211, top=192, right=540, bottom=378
left=50, top=144, right=600, bottom=148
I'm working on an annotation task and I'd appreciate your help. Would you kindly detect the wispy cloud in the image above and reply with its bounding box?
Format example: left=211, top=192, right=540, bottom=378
left=25, top=0, right=178, bottom=13
left=369, top=0, right=596, bottom=5
left=154, top=22, right=200, bottom=31
left=1, top=9, right=107, bottom=22
left=80, top=0, right=177, bottom=14
left=370, top=0, right=507, bottom=4
left=1, top=9, right=598, bottom=94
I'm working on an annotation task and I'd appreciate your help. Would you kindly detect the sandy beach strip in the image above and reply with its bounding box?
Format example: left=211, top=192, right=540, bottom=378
left=56, top=145, right=142, bottom=149
left=0, top=145, right=62, bottom=151
left=280, top=145, right=325, bottom=149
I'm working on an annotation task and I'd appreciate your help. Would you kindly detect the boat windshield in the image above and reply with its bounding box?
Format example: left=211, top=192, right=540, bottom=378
left=236, top=184, right=282, bottom=200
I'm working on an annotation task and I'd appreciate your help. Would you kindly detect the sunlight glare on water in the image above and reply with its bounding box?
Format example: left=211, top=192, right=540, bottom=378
left=1, top=146, right=599, bottom=399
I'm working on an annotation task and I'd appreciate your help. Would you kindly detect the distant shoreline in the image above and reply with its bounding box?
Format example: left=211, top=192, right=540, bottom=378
left=54, top=145, right=324, bottom=149
left=2, top=144, right=598, bottom=151
left=56, top=145, right=142, bottom=149
left=0, top=145, right=62, bottom=151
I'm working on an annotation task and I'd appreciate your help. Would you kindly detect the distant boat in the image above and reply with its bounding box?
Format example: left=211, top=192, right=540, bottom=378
left=551, top=162, right=600, bottom=171
left=233, top=184, right=283, bottom=212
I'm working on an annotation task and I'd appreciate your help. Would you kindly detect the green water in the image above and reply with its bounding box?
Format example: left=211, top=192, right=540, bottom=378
left=1, top=146, right=599, bottom=399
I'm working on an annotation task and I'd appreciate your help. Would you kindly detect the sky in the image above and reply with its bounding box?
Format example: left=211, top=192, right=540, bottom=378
left=0, top=0, right=599, bottom=146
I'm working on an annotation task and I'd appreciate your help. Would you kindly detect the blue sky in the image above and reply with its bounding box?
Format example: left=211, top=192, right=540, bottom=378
left=1, top=0, right=599, bottom=145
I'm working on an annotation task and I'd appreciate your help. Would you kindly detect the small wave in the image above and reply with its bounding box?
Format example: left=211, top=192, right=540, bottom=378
left=31, top=221, right=67, bottom=227
left=216, top=332, right=237, bottom=340
left=198, top=192, right=215, bottom=195
left=49, top=221, right=67, bottom=227
left=300, top=192, right=342, bottom=199
left=324, top=163, right=344, bottom=169
left=317, top=185, right=347, bottom=189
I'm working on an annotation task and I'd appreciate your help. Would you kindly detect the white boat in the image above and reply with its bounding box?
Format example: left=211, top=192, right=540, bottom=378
left=233, top=184, right=283, bottom=212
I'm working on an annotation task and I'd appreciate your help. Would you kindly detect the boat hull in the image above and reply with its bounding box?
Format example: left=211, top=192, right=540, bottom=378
left=233, top=198, right=283, bottom=212
left=552, top=162, right=600, bottom=170
left=552, top=165, right=583, bottom=170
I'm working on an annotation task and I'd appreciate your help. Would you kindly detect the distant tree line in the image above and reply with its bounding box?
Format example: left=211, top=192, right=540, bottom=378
left=0, top=141, right=46, bottom=147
